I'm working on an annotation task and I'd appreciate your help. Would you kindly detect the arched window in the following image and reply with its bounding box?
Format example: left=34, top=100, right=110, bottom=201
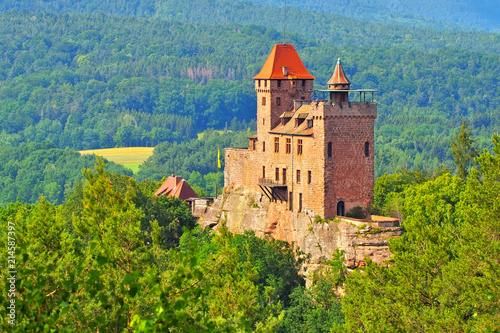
left=328, top=142, right=332, bottom=158
left=337, top=201, right=345, bottom=216
left=365, top=141, right=370, bottom=157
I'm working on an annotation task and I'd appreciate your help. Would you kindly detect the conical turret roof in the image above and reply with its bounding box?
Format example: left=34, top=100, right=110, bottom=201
left=253, top=44, right=315, bottom=80
left=327, top=58, right=350, bottom=87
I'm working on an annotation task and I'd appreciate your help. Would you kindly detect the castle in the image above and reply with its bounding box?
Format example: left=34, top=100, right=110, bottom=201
left=225, top=44, right=377, bottom=219
left=201, top=44, right=401, bottom=269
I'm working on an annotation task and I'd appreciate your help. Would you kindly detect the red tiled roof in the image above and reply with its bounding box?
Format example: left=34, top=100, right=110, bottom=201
left=328, top=58, right=351, bottom=86
left=154, top=174, right=198, bottom=200
left=253, top=44, right=315, bottom=80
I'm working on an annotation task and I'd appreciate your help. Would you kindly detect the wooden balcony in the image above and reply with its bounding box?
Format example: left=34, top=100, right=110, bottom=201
left=258, top=178, right=287, bottom=202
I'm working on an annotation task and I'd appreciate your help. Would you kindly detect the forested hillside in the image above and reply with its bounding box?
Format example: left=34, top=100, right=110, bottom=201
left=2, top=135, right=500, bottom=331
left=0, top=141, right=131, bottom=206
left=245, top=0, right=500, bottom=32
left=2, top=0, right=499, bottom=33
left=0, top=1, right=499, bottom=201
left=1, top=2, right=499, bottom=331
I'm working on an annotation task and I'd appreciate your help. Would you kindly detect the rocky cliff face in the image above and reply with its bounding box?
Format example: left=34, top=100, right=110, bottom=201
left=199, top=185, right=403, bottom=271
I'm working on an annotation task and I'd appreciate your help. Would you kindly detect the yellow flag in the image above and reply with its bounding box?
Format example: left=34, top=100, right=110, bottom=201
left=218, top=148, right=221, bottom=169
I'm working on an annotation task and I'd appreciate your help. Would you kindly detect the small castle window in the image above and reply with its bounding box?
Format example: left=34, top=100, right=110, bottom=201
left=262, top=166, right=266, bottom=179
left=286, top=138, right=291, bottom=154
left=296, top=170, right=301, bottom=184
left=277, top=97, right=281, bottom=106
left=258, top=80, right=261, bottom=87
left=289, top=191, right=293, bottom=210
left=275, top=168, right=279, bottom=181
left=365, top=141, right=370, bottom=157
left=299, top=193, right=303, bottom=212
left=302, top=80, right=306, bottom=87
left=307, top=119, right=313, bottom=128
left=297, top=139, right=303, bottom=155
left=308, top=171, right=312, bottom=184
left=282, top=168, right=287, bottom=183
left=263, top=141, right=266, bottom=152
left=264, top=80, right=267, bottom=88
left=274, top=137, right=279, bottom=153
left=277, top=80, right=281, bottom=88
left=262, top=97, right=266, bottom=106
left=250, top=139, right=256, bottom=150
left=328, top=142, right=332, bottom=158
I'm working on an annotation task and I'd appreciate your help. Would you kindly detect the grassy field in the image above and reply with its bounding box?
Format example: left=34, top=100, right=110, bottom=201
left=79, top=147, right=154, bottom=174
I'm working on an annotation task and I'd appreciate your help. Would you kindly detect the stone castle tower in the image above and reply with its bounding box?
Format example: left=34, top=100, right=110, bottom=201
left=225, top=44, right=377, bottom=219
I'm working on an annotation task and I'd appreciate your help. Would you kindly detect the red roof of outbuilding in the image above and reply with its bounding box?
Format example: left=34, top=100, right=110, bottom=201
left=253, top=44, right=315, bottom=80
left=327, top=58, right=351, bottom=86
left=154, top=174, right=198, bottom=200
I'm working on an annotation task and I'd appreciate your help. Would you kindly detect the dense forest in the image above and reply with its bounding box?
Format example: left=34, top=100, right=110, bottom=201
left=2, top=0, right=499, bottom=33
left=0, top=4, right=498, bottom=202
left=0, top=162, right=344, bottom=331
left=245, top=0, right=500, bottom=32
left=1, top=135, right=499, bottom=331
left=0, top=1, right=499, bottom=330
left=0, top=141, right=131, bottom=206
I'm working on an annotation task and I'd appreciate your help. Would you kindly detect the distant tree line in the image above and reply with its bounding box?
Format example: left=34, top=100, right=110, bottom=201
left=0, top=141, right=131, bottom=206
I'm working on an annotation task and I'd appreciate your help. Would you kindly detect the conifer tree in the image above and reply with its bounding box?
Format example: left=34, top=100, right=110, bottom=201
left=450, top=120, right=479, bottom=181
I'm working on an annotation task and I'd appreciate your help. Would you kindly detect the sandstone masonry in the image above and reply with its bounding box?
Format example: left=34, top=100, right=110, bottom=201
left=203, top=44, right=401, bottom=269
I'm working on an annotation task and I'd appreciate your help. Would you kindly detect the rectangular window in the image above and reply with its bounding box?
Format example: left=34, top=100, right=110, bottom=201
left=262, top=166, right=265, bottom=179
left=302, top=80, right=306, bottom=87
left=299, top=193, right=303, bottom=212
left=262, top=97, right=266, bottom=106
left=250, top=140, right=256, bottom=150
left=296, top=170, right=301, bottom=184
left=264, top=80, right=267, bottom=88
left=297, top=139, right=303, bottom=155
left=308, top=171, right=312, bottom=184
left=328, top=142, right=332, bottom=158
left=274, top=137, right=279, bottom=153
left=286, top=138, right=291, bottom=154
left=282, top=168, right=287, bottom=183
left=276, top=97, right=281, bottom=106
left=258, top=80, right=261, bottom=87
left=277, top=80, right=281, bottom=88
left=275, top=168, right=280, bottom=181
left=308, top=119, right=313, bottom=128
left=263, top=141, right=266, bottom=152
left=289, top=191, right=293, bottom=210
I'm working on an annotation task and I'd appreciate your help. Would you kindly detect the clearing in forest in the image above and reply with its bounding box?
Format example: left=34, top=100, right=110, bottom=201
left=79, top=147, right=154, bottom=173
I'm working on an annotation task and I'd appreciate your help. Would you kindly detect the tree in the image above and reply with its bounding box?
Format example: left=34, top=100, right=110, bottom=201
left=450, top=120, right=479, bottom=181
left=340, top=135, right=500, bottom=331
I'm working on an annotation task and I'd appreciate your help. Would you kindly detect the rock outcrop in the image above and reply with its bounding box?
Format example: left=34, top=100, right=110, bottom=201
left=199, top=186, right=403, bottom=271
